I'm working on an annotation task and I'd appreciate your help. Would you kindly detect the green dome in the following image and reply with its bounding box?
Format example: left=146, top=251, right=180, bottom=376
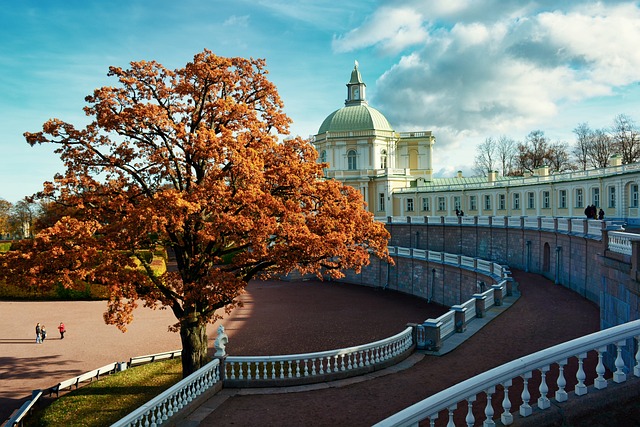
left=317, top=104, right=393, bottom=134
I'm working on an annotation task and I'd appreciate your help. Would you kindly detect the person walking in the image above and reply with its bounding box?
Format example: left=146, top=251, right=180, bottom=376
left=599, top=208, right=605, bottom=220
left=41, top=325, right=47, bottom=342
left=35, top=323, right=42, bottom=344
left=58, top=322, right=66, bottom=339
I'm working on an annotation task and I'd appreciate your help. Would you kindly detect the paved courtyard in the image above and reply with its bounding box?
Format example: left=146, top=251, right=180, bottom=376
left=0, top=279, right=447, bottom=423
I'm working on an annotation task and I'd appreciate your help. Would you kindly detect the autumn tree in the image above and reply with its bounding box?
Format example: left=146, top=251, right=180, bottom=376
left=0, top=50, right=391, bottom=376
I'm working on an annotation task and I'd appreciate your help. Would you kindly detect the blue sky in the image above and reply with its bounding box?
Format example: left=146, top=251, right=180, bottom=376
left=2, top=0, right=640, bottom=203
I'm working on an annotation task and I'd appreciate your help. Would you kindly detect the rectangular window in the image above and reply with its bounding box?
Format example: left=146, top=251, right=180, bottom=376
left=421, top=197, right=430, bottom=211
left=592, top=188, right=600, bottom=207
left=632, top=184, right=639, bottom=208
left=378, top=193, right=385, bottom=212
left=609, top=186, right=616, bottom=208
left=559, top=190, right=567, bottom=209
left=543, top=191, right=550, bottom=209
left=438, top=196, right=446, bottom=211
left=513, top=193, right=520, bottom=210
left=453, top=196, right=461, bottom=210
left=575, top=188, right=583, bottom=208
left=469, top=195, right=477, bottom=211
left=498, top=194, right=506, bottom=210
left=406, top=198, right=414, bottom=212
left=527, top=192, right=535, bottom=209
left=484, top=195, right=491, bottom=210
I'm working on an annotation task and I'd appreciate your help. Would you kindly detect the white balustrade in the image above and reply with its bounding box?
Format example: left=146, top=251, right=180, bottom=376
left=556, top=218, right=569, bottom=232
left=460, top=256, right=475, bottom=269
left=427, top=216, right=442, bottom=224
left=507, top=217, right=521, bottom=228
left=428, top=250, right=443, bottom=262
left=570, top=218, right=585, bottom=233
left=444, top=216, right=459, bottom=225
left=608, top=231, right=640, bottom=256
left=477, top=216, right=491, bottom=226
left=225, top=327, right=413, bottom=383
left=476, top=260, right=492, bottom=273
left=444, top=253, right=460, bottom=265
left=397, top=247, right=411, bottom=257
left=427, top=311, right=455, bottom=340
left=112, top=358, right=221, bottom=427
left=461, top=216, right=475, bottom=226
left=374, top=319, right=640, bottom=427
left=523, top=216, right=539, bottom=229
left=411, top=248, right=427, bottom=259
left=540, top=217, right=555, bottom=230
left=408, top=216, right=426, bottom=224
left=587, top=220, right=603, bottom=237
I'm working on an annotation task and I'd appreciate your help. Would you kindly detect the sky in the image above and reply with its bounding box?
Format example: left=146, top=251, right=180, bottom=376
left=1, top=0, right=640, bottom=203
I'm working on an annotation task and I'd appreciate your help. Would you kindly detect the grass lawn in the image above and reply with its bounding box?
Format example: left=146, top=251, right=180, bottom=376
left=26, top=359, right=182, bottom=427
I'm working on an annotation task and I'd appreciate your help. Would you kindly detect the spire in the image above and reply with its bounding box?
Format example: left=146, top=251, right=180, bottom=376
left=346, top=60, right=366, bottom=106
left=349, top=60, right=364, bottom=85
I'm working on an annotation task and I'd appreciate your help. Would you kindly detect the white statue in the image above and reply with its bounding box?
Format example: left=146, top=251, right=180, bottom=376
left=214, top=324, right=229, bottom=357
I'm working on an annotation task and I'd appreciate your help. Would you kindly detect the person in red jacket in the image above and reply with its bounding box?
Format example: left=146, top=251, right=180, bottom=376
left=58, top=322, right=66, bottom=339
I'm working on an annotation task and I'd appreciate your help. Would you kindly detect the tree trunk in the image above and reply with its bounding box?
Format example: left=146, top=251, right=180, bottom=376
left=179, top=317, right=208, bottom=377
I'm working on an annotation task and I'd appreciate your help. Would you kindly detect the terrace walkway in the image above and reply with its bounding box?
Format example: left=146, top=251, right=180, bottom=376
left=183, top=270, right=613, bottom=427
left=2, top=271, right=623, bottom=426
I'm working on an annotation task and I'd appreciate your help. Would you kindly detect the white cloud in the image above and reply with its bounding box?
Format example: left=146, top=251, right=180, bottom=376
left=332, top=6, right=429, bottom=54
left=223, top=15, right=250, bottom=27
left=335, top=0, right=640, bottom=156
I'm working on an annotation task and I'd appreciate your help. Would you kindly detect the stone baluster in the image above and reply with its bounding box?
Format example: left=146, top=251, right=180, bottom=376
left=556, top=359, right=568, bottom=402
left=594, top=347, right=607, bottom=389
left=501, top=380, right=513, bottom=425
left=295, top=360, right=301, bottom=377
left=614, top=340, right=627, bottom=383
left=446, top=404, right=456, bottom=427
left=519, top=372, right=532, bottom=417
left=575, top=352, right=588, bottom=395
left=483, top=386, right=496, bottom=427
left=428, top=412, right=438, bottom=427
left=538, top=365, right=550, bottom=409
left=465, top=396, right=476, bottom=427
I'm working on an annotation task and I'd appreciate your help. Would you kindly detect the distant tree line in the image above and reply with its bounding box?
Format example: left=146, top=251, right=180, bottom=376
left=474, top=113, right=640, bottom=177
left=0, top=198, right=63, bottom=240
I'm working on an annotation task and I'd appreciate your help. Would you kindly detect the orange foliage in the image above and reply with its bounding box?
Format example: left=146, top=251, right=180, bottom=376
left=2, top=50, right=391, bottom=372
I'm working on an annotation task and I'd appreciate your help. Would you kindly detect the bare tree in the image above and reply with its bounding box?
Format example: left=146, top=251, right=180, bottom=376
left=572, top=122, right=592, bottom=170
left=611, top=113, right=640, bottom=164
left=548, top=141, right=574, bottom=173
left=589, top=128, right=614, bottom=168
left=496, top=135, right=517, bottom=176
left=516, top=130, right=549, bottom=174
left=473, top=137, right=497, bottom=176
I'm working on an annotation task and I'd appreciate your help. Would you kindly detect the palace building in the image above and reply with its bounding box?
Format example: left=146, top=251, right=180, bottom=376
left=313, top=63, right=640, bottom=226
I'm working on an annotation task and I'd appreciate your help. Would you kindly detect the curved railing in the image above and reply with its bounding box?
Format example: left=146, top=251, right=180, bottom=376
left=111, top=358, right=220, bottom=427
left=224, top=327, right=413, bottom=385
left=374, top=319, right=640, bottom=427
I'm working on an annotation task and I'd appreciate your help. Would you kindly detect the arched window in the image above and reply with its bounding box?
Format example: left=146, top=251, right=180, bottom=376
left=347, top=149, right=357, bottom=170
left=320, top=150, right=327, bottom=164
left=380, top=149, right=387, bottom=169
